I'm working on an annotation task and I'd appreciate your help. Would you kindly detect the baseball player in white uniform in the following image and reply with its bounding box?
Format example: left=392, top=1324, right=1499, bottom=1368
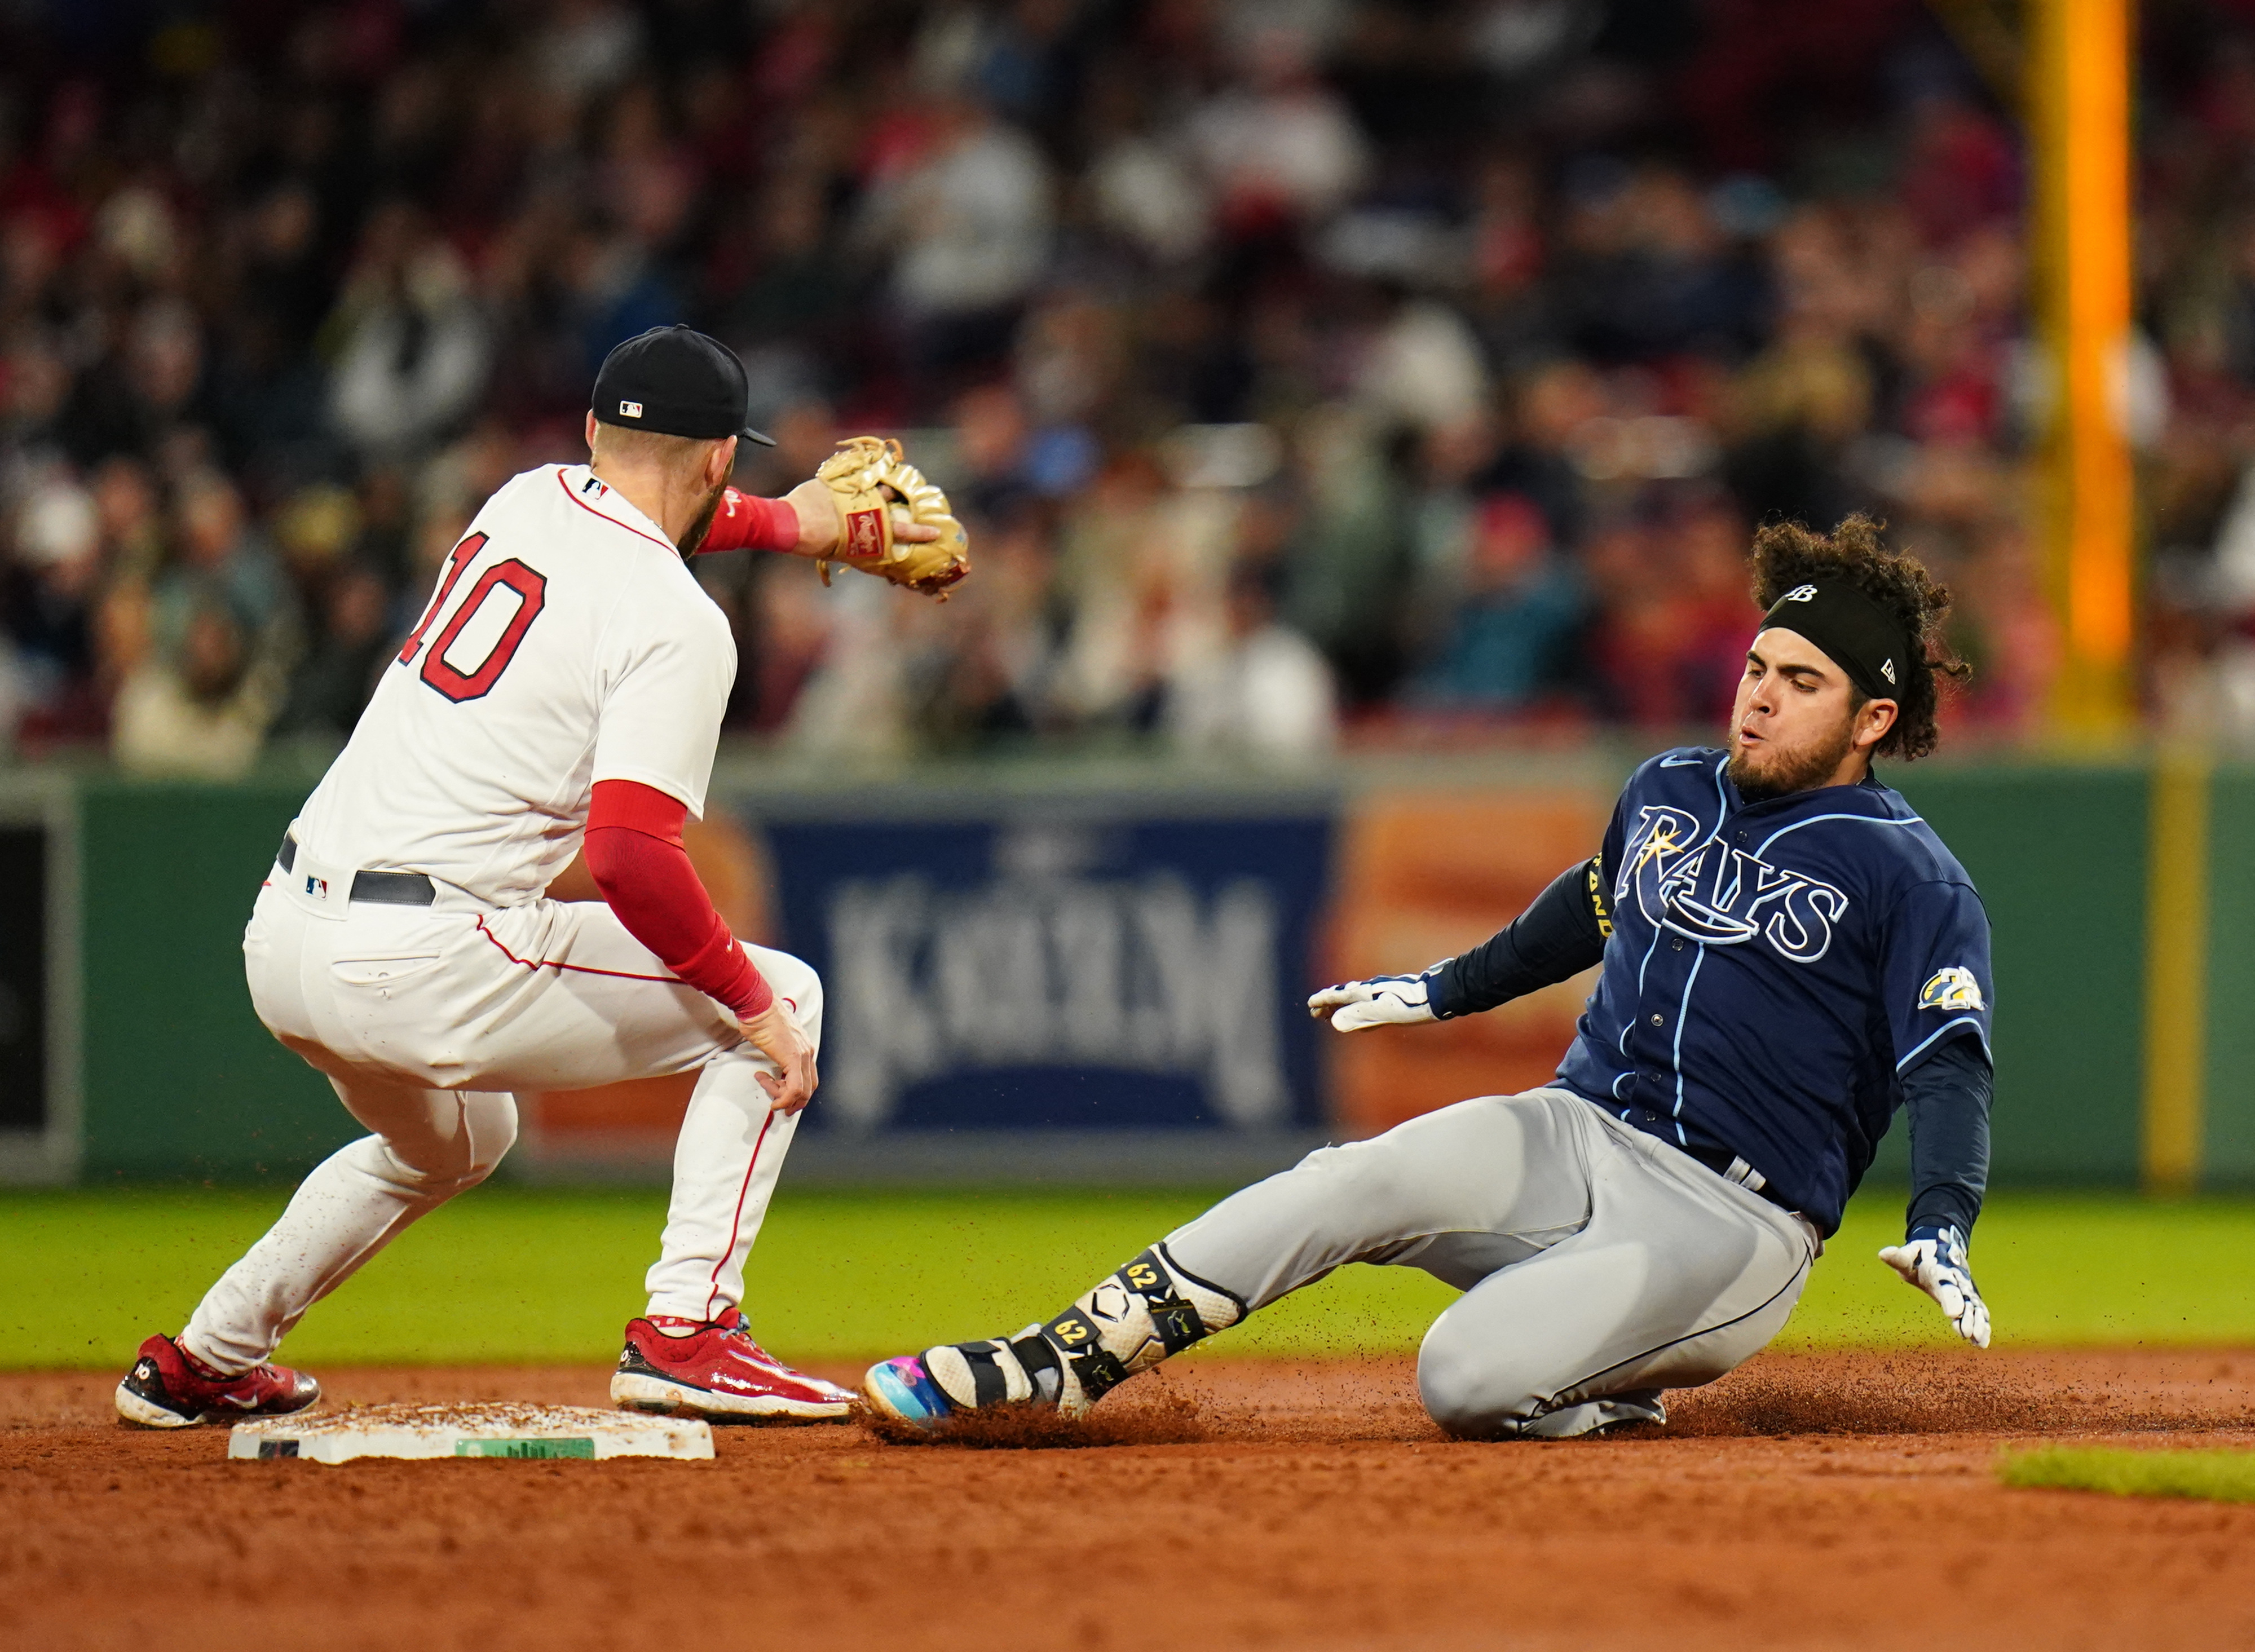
left=116, top=326, right=940, bottom=1428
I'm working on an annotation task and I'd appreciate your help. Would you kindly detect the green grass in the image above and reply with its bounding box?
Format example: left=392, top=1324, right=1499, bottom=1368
left=2, top=1186, right=2252, bottom=1370
left=2001, top=1445, right=2255, bottom=1503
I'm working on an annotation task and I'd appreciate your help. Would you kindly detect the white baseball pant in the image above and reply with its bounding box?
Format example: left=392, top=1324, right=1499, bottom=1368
left=178, top=853, right=819, bottom=1375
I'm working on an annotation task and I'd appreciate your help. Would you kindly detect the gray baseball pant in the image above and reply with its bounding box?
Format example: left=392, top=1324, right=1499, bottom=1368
left=1162, top=1088, right=1820, bottom=1438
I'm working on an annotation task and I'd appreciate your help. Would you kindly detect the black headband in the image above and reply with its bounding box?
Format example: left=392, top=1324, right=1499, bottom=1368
left=1757, top=579, right=1912, bottom=702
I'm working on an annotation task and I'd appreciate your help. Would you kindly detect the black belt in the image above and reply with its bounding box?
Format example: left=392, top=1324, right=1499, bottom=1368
left=279, top=834, right=436, bottom=907
left=1678, top=1141, right=1801, bottom=1215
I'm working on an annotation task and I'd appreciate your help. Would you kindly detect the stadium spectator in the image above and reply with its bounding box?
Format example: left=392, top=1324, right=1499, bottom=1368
left=1166, top=556, right=1336, bottom=760
left=1407, top=491, right=1585, bottom=712
left=6, top=0, right=2250, bottom=763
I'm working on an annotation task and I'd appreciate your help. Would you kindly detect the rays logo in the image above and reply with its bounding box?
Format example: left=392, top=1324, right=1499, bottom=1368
left=1919, top=966, right=1985, bottom=1012
left=1659, top=843, right=1848, bottom=962
left=1616, top=806, right=1702, bottom=912
left=1618, top=809, right=1848, bottom=962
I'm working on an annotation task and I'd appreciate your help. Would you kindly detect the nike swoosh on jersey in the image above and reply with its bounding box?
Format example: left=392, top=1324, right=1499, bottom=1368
left=1660, top=754, right=1711, bottom=767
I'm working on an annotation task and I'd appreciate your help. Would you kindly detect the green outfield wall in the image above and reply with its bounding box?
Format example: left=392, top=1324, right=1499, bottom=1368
left=2199, top=766, right=2255, bottom=1184
left=78, top=778, right=339, bottom=1181
left=4, top=751, right=2244, bottom=1189
left=1879, top=761, right=2151, bottom=1185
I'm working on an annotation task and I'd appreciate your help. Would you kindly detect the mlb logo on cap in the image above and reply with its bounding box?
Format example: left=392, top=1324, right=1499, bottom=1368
left=592, top=326, right=776, bottom=446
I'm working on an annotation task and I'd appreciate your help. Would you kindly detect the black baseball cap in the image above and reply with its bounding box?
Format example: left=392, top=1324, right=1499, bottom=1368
left=592, top=325, right=776, bottom=447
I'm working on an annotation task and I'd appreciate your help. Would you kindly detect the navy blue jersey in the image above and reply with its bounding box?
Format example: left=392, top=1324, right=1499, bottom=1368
left=1555, top=748, right=1993, bottom=1235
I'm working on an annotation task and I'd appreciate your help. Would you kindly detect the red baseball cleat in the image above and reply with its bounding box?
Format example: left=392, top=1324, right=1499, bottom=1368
left=611, top=1308, right=854, bottom=1422
left=114, top=1334, right=321, bottom=1429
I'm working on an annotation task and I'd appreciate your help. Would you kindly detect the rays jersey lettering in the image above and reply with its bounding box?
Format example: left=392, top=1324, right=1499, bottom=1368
left=1557, top=747, right=1993, bottom=1237
left=1617, top=806, right=1698, bottom=905
left=1618, top=806, right=1847, bottom=962
left=1660, top=842, right=1847, bottom=961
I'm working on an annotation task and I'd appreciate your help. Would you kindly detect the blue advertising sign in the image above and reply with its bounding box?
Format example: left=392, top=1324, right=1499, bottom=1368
left=756, top=812, right=1334, bottom=1134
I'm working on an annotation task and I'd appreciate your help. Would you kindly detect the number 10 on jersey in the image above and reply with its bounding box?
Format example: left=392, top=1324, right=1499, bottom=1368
left=398, top=532, right=550, bottom=703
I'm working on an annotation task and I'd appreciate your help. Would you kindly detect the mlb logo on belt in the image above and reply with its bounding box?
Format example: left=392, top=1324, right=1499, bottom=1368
left=305, top=876, right=328, bottom=898
left=842, top=507, right=885, bottom=559
left=619, top=400, right=643, bottom=418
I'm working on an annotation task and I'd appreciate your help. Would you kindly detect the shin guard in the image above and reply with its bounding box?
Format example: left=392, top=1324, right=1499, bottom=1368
left=1030, top=1244, right=1246, bottom=1412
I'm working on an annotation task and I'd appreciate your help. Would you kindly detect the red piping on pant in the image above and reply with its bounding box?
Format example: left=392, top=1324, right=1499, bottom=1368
left=473, top=904, right=800, bottom=1322
left=474, top=916, right=799, bottom=1018
left=474, top=913, right=681, bottom=985
left=704, top=1106, right=775, bottom=1321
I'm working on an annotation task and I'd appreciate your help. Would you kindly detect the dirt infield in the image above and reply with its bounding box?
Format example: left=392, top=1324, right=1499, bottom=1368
left=7, top=1349, right=2254, bottom=1651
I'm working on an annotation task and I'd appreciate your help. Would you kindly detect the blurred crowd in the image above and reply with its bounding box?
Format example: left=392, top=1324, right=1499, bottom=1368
left=6, top=0, right=2255, bottom=775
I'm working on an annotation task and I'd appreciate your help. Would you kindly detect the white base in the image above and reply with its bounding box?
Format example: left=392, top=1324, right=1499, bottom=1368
left=228, top=1402, right=713, bottom=1463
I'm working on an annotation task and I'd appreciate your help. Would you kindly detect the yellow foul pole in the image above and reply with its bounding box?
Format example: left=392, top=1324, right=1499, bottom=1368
left=2028, top=0, right=2135, bottom=736
left=2141, top=747, right=2209, bottom=1193
left=2028, top=1, right=2209, bottom=1189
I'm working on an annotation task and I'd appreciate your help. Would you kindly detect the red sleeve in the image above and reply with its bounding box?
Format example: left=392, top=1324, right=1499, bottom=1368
left=584, top=779, right=773, bottom=1019
left=694, top=488, right=799, bottom=555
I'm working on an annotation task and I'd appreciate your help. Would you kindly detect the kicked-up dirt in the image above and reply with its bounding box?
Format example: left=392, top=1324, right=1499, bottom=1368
left=5, top=1348, right=2253, bottom=1651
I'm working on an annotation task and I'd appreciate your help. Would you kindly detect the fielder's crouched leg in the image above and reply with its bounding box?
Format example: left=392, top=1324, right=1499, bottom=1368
left=611, top=945, right=857, bottom=1423
left=149, top=1080, right=519, bottom=1405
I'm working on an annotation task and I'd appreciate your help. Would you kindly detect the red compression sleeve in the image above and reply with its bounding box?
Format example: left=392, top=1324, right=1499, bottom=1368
left=695, top=489, right=798, bottom=555
left=584, top=779, right=773, bottom=1019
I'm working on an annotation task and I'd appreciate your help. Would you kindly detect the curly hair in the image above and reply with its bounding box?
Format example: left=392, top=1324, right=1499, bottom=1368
left=1747, top=515, right=1970, bottom=762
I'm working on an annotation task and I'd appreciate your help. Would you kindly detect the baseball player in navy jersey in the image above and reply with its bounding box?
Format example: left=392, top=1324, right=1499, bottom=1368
left=115, top=326, right=948, bottom=1429
left=867, top=514, right=1995, bottom=1439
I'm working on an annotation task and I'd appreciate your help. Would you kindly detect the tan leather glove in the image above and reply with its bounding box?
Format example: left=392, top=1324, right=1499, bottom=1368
left=809, top=436, right=971, bottom=598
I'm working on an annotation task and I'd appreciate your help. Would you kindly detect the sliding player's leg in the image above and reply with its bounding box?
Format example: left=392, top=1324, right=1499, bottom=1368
left=863, top=1089, right=1601, bottom=1427
left=1411, top=1105, right=1818, bottom=1439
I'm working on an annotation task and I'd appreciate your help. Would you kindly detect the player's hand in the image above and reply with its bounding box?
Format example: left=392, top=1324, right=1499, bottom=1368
left=1877, top=1223, right=1991, bottom=1348
left=779, top=476, right=942, bottom=561
left=738, top=1000, right=819, bottom=1115
left=1307, top=974, right=1436, bottom=1033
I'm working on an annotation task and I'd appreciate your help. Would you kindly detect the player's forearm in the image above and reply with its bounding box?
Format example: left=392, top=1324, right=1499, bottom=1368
left=584, top=780, right=773, bottom=1019
left=694, top=489, right=800, bottom=555
left=1429, top=858, right=1609, bottom=1019
left=1901, top=1034, right=1992, bottom=1236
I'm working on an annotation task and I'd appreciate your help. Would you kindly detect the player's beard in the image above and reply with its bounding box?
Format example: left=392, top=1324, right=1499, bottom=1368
left=677, top=480, right=728, bottom=558
left=1727, top=714, right=1858, bottom=803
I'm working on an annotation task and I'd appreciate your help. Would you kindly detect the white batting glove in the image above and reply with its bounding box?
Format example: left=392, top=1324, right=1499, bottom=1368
left=1307, top=974, right=1435, bottom=1033
left=1878, top=1223, right=1992, bottom=1349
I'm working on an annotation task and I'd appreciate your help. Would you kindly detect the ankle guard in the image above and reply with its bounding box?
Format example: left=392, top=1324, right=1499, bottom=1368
left=1035, top=1244, right=1246, bottom=1410
left=923, top=1333, right=1046, bottom=1411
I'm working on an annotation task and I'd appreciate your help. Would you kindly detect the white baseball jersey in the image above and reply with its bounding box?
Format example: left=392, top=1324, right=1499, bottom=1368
left=292, top=463, right=735, bottom=907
